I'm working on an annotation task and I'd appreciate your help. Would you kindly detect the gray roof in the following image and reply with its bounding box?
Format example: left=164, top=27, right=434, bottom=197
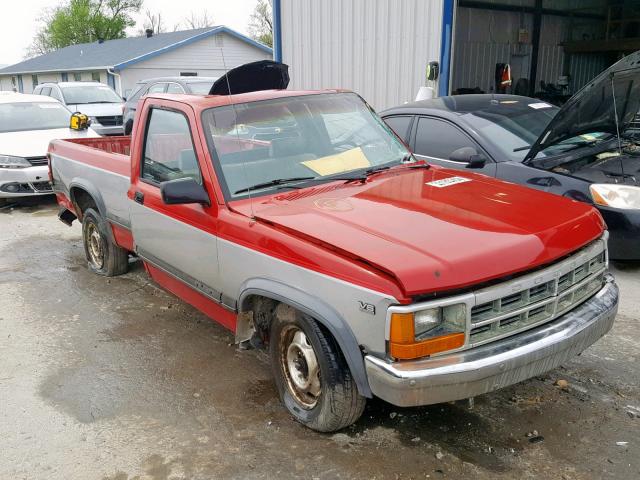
left=0, top=26, right=272, bottom=75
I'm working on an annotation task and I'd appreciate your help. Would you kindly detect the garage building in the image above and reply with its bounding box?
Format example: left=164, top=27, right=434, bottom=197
left=0, top=26, right=272, bottom=98
left=274, top=0, right=640, bottom=110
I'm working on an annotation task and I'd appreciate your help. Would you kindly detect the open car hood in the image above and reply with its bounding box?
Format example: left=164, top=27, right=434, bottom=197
left=209, top=60, right=290, bottom=95
left=524, top=50, right=640, bottom=163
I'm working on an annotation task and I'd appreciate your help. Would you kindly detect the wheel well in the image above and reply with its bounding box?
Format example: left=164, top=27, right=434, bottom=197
left=70, top=187, right=98, bottom=221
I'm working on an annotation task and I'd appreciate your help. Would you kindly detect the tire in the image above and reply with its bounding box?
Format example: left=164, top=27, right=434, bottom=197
left=81, top=208, right=128, bottom=277
left=270, top=304, right=366, bottom=432
left=124, top=120, right=133, bottom=135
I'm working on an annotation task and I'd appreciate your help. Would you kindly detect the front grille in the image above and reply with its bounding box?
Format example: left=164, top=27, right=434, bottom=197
left=31, top=181, right=52, bottom=192
left=468, top=244, right=607, bottom=346
left=96, top=115, right=123, bottom=126
left=26, top=156, right=48, bottom=166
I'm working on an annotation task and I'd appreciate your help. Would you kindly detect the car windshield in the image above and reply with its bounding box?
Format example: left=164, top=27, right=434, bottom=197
left=202, top=93, right=410, bottom=199
left=461, top=101, right=559, bottom=161
left=61, top=84, right=122, bottom=104
left=187, top=82, right=215, bottom=94
left=0, top=102, right=71, bottom=133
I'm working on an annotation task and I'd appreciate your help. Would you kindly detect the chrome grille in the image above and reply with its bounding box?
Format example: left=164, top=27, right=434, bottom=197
left=96, top=115, right=123, bottom=126
left=469, top=243, right=607, bottom=347
left=26, top=156, right=48, bottom=166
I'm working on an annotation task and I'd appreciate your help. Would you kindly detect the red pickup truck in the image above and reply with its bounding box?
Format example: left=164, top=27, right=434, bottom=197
left=49, top=62, right=619, bottom=432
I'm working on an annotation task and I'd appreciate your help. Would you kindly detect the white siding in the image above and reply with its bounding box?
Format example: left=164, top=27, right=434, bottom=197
left=118, top=32, right=271, bottom=95
left=280, top=0, right=444, bottom=111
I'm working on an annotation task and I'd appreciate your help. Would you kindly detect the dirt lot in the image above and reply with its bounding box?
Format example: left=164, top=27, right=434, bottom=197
left=1, top=197, right=639, bottom=480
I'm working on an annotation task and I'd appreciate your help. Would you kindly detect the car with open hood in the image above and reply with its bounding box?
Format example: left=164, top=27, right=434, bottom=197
left=381, top=50, right=640, bottom=259
left=0, top=92, right=99, bottom=206
left=47, top=61, right=618, bottom=432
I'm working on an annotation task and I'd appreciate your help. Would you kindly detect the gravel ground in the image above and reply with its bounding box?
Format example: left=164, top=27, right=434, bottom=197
left=1, top=197, right=638, bottom=480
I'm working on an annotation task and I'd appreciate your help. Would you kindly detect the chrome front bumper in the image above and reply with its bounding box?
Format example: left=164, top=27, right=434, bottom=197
left=365, top=276, right=618, bottom=407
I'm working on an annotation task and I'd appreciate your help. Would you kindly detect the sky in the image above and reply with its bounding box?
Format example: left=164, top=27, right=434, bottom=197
left=0, top=0, right=259, bottom=66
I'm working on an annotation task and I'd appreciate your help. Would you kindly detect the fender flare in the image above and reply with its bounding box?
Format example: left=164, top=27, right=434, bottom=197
left=238, top=278, right=372, bottom=398
left=68, top=179, right=114, bottom=242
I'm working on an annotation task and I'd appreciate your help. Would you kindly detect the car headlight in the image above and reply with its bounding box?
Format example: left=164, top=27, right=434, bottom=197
left=0, top=155, right=31, bottom=169
left=590, top=184, right=640, bottom=209
left=389, top=304, right=466, bottom=359
left=88, top=116, right=98, bottom=125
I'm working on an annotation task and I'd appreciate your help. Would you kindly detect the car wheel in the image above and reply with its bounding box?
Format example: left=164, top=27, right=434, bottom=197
left=81, top=208, right=128, bottom=276
left=270, top=305, right=366, bottom=432
left=124, top=120, right=133, bottom=135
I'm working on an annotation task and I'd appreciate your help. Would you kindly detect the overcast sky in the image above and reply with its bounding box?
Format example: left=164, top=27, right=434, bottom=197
left=0, top=0, right=258, bottom=66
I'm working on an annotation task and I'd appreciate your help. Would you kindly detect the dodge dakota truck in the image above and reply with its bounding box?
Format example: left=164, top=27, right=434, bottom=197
left=49, top=61, right=619, bottom=432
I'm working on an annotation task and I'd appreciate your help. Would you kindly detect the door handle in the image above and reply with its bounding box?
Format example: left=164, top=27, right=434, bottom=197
left=133, top=191, right=144, bottom=205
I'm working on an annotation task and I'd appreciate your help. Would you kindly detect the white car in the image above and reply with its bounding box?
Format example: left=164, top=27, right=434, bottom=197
left=33, top=82, right=124, bottom=136
left=0, top=92, right=99, bottom=205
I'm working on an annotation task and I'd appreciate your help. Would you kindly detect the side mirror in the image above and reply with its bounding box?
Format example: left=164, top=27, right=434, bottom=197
left=160, top=177, right=210, bottom=206
left=449, top=147, right=486, bottom=169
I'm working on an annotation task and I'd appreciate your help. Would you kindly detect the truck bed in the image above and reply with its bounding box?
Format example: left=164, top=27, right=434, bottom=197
left=49, top=136, right=132, bottom=228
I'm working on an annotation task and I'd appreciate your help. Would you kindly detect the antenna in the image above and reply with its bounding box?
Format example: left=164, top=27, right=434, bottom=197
left=219, top=47, right=256, bottom=220
left=610, top=73, right=625, bottom=179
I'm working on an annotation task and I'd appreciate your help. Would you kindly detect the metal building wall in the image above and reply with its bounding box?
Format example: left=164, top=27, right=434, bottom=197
left=279, top=0, right=444, bottom=111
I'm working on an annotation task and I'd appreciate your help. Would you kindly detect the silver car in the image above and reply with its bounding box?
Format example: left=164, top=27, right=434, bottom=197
left=122, top=76, right=218, bottom=134
left=33, top=82, right=124, bottom=135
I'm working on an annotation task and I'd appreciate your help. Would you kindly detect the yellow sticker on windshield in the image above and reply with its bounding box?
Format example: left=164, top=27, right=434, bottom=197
left=302, top=147, right=371, bottom=176
left=580, top=134, right=597, bottom=141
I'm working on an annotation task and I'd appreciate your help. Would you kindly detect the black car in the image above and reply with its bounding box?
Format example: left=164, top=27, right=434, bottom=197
left=381, top=51, right=640, bottom=260
left=123, top=76, right=218, bottom=134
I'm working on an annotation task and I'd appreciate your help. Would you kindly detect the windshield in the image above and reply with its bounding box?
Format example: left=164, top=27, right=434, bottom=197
left=188, top=82, right=216, bottom=94
left=61, top=84, right=122, bottom=104
left=202, top=93, right=410, bottom=199
left=0, top=102, right=71, bottom=133
left=461, top=101, right=559, bottom=161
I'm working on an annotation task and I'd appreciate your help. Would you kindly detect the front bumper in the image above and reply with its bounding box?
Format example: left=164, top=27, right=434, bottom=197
left=0, top=166, right=52, bottom=198
left=365, top=276, right=618, bottom=407
left=92, top=124, right=124, bottom=136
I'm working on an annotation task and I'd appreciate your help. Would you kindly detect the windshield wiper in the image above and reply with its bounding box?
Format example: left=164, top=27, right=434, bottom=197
left=85, top=101, right=116, bottom=104
left=234, top=176, right=315, bottom=194
left=513, top=144, right=531, bottom=152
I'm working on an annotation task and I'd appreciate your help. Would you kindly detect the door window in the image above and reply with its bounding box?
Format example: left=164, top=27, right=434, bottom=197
left=50, top=88, right=63, bottom=102
left=383, top=116, right=413, bottom=143
left=141, top=108, right=202, bottom=185
left=414, top=117, right=479, bottom=161
left=166, top=83, right=185, bottom=94
left=40, top=87, right=52, bottom=96
left=147, top=83, right=167, bottom=94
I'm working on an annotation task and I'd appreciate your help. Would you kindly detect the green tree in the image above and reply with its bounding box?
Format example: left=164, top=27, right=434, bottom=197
left=248, top=0, right=273, bottom=48
left=28, top=0, right=143, bottom=57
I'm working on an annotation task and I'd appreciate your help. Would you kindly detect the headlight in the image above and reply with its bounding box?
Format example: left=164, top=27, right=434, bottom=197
left=389, top=304, right=466, bottom=359
left=88, top=116, right=98, bottom=125
left=590, top=184, right=640, bottom=209
left=0, top=155, right=31, bottom=169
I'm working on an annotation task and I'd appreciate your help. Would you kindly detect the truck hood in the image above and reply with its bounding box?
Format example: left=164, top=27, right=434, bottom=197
left=233, top=168, right=604, bottom=297
left=524, top=50, right=640, bottom=163
left=66, top=103, right=123, bottom=117
left=0, top=127, right=99, bottom=158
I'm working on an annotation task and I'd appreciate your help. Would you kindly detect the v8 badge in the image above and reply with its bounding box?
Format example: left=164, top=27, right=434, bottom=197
left=358, top=301, right=376, bottom=315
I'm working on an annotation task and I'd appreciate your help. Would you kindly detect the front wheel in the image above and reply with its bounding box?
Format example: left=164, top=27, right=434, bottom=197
left=270, top=305, right=366, bottom=432
left=81, top=208, right=129, bottom=276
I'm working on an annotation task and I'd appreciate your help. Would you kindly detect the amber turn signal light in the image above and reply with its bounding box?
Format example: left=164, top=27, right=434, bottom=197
left=389, top=312, right=465, bottom=360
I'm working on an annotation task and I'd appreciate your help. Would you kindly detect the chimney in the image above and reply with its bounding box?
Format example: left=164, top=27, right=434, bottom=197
left=145, top=28, right=153, bottom=38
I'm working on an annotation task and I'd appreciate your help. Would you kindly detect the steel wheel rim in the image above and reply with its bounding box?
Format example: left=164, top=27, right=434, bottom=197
left=279, top=325, right=321, bottom=409
left=87, top=223, right=104, bottom=269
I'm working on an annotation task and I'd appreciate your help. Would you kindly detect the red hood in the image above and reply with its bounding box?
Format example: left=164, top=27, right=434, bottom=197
left=232, top=167, right=605, bottom=297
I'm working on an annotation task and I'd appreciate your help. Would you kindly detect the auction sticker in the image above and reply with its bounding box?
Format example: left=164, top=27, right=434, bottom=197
left=426, top=176, right=471, bottom=188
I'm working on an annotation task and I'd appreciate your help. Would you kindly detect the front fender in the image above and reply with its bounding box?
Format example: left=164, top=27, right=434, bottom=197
left=238, top=277, right=372, bottom=398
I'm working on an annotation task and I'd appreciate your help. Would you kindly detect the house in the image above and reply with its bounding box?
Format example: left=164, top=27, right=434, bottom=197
left=273, top=0, right=631, bottom=110
left=0, top=26, right=272, bottom=98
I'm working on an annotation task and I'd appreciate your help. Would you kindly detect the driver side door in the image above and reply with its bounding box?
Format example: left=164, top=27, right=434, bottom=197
left=410, top=116, right=497, bottom=177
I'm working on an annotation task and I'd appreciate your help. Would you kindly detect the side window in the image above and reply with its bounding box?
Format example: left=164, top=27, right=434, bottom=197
left=50, top=88, right=63, bottom=102
left=166, top=83, right=185, bottom=94
left=383, top=116, right=412, bottom=143
left=40, top=87, right=52, bottom=96
left=414, top=117, right=479, bottom=160
left=147, top=83, right=166, bottom=94
left=142, top=108, right=202, bottom=185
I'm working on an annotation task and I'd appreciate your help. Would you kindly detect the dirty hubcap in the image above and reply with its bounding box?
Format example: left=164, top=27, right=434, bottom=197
left=280, top=326, right=321, bottom=409
left=86, top=223, right=104, bottom=269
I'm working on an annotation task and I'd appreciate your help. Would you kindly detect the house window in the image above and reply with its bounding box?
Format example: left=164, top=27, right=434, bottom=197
left=73, top=72, right=82, bottom=81
left=180, top=72, right=197, bottom=77
left=61, top=72, right=68, bottom=82
left=92, top=72, right=100, bottom=82
left=214, top=34, right=224, bottom=47
left=31, top=74, right=38, bottom=87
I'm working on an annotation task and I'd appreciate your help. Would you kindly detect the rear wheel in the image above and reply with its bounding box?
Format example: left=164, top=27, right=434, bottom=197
left=81, top=208, right=128, bottom=276
left=270, top=305, right=366, bottom=432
